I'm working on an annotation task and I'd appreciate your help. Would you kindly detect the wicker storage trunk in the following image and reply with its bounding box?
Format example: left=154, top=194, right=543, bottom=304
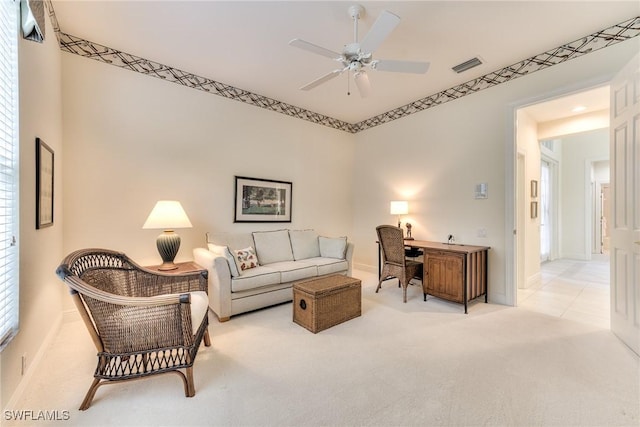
left=293, top=274, right=361, bottom=333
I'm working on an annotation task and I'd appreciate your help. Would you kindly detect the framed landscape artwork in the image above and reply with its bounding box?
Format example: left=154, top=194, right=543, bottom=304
left=36, top=138, right=54, bottom=229
left=234, top=176, right=292, bottom=223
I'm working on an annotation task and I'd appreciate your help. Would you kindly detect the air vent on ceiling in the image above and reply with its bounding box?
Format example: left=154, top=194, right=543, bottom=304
left=452, top=57, right=483, bottom=74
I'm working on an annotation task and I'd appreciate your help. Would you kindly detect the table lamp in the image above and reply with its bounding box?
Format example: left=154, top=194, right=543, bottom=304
left=143, top=200, right=192, bottom=270
left=390, top=201, right=408, bottom=228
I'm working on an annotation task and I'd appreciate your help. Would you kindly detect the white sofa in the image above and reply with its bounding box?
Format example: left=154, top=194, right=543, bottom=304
left=193, top=229, right=354, bottom=321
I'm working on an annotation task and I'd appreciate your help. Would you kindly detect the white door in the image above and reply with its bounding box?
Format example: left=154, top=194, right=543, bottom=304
left=610, top=53, right=640, bottom=356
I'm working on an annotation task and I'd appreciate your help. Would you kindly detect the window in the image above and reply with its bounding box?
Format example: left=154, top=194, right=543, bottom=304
left=0, top=0, right=19, bottom=352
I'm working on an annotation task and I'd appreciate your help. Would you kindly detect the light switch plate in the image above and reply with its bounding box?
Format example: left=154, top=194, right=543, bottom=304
left=475, top=183, right=488, bottom=199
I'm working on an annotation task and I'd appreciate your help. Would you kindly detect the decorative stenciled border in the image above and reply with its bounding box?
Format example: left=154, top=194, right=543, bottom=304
left=44, top=1, right=638, bottom=134
left=43, top=1, right=355, bottom=133
left=353, top=16, right=640, bottom=132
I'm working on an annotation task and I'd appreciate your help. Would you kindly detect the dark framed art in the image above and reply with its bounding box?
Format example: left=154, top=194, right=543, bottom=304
left=234, top=176, right=292, bottom=223
left=36, top=138, right=54, bottom=229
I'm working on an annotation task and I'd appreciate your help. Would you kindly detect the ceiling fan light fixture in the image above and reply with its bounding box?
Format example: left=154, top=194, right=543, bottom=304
left=452, top=57, right=483, bottom=74
left=290, top=5, right=430, bottom=96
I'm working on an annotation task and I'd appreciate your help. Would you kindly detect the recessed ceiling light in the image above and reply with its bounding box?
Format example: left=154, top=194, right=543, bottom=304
left=572, top=105, right=587, bottom=113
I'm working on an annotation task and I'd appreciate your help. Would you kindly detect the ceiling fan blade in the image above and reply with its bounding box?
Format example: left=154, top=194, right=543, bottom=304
left=373, top=59, right=430, bottom=74
left=289, top=38, right=342, bottom=60
left=300, top=69, right=343, bottom=91
left=359, top=10, right=401, bottom=54
left=354, top=71, right=371, bottom=98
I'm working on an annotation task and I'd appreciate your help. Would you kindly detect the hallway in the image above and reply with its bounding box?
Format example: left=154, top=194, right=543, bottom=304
left=517, top=256, right=610, bottom=329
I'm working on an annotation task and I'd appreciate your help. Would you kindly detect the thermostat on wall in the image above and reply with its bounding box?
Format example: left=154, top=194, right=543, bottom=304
left=475, top=183, right=488, bottom=199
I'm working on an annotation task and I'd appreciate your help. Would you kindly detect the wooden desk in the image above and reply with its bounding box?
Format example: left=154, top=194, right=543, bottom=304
left=378, top=240, right=489, bottom=313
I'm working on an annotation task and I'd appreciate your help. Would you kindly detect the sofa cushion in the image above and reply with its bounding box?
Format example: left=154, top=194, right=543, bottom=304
left=252, top=230, right=294, bottom=265
left=233, top=246, right=258, bottom=273
left=319, top=236, right=348, bottom=259
left=189, top=291, right=209, bottom=334
left=207, top=232, right=254, bottom=251
left=208, top=243, right=240, bottom=277
left=289, top=229, right=320, bottom=260
left=231, top=266, right=281, bottom=292
left=304, top=257, right=349, bottom=276
left=266, top=260, right=318, bottom=282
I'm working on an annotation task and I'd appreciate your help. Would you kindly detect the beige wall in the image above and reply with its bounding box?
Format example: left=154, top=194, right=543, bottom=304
left=1, top=16, right=65, bottom=409
left=516, top=109, right=542, bottom=288
left=61, top=52, right=355, bottom=311
left=350, top=39, right=639, bottom=305
left=560, top=128, right=609, bottom=259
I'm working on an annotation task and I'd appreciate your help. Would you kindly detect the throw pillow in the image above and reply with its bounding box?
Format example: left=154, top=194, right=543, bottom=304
left=289, top=229, right=320, bottom=260
left=252, top=229, right=294, bottom=265
left=208, top=243, right=240, bottom=277
left=319, top=236, right=347, bottom=259
left=234, top=246, right=258, bottom=273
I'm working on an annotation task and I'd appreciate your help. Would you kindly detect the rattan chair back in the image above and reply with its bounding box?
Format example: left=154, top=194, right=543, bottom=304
left=376, top=225, right=423, bottom=303
left=377, top=225, right=406, bottom=266
left=56, top=248, right=210, bottom=410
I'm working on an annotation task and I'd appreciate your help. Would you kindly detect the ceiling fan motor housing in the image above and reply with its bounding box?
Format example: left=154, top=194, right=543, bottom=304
left=348, top=4, right=365, bottom=20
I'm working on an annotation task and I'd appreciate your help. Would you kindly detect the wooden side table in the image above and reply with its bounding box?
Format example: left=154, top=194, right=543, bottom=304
left=144, top=261, right=211, bottom=346
left=145, top=261, right=204, bottom=274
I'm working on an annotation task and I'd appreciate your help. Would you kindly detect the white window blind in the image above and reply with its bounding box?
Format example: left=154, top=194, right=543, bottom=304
left=0, top=0, right=19, bottom=352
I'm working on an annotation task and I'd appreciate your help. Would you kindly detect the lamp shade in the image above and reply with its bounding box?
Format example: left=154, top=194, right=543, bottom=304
left=390, top=201, right=409, bottom=215
left=143, top=201, right=192, bottom=230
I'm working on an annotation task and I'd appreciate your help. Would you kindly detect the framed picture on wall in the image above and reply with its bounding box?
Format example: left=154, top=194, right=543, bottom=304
left=234, top=176, right=292, bottom=223
left=531, top=201, right=538, bottom=219
left=531, top=180, right=538, bottom=198
left=36, top=138, right=54, bottom=229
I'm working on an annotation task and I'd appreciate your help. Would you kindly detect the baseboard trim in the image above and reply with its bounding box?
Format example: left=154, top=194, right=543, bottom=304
left=561, top=253, right=590, bottom=261
left=526, top=272, right=542, bottom=289
left=353, top=262, right=376, bottom=274
left=4, top=313, right=63, bottom=411
left=62, top=308, right=80, bottom=323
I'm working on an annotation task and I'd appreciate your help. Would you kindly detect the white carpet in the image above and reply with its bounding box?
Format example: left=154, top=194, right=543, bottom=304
left=8, top=270, right=639, bottom=426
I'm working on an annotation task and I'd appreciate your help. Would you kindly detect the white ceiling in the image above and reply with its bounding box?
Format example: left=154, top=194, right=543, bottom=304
left=51, top=1, right=639, bottom=124
left=523, top=85, right=611, bottom=123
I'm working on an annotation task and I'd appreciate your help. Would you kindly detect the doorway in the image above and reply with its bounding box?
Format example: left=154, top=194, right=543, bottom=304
left=514, top=86, right=611, bottom=329
left=592, top=161, right=610, bottom=255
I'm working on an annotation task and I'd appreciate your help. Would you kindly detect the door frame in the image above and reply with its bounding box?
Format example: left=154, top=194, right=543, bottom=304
left=516, top=151, right=526, bottom=290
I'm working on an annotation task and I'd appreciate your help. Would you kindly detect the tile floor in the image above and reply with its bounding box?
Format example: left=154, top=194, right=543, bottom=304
left=517, top=256, right=610, bottom=329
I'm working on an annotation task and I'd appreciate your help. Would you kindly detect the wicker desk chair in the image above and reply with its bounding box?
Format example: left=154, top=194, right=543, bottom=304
left=56, top=249, right=211, bottom=410
left=376, top=225, right=423, bottom=303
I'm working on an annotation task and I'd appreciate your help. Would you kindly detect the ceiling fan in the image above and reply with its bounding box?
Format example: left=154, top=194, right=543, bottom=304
left=289, top=4, right=429, bottom=98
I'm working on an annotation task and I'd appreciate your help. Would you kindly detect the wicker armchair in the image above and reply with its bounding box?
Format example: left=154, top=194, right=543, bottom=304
left=376, top=225, right=423, bottom=303
left=56, top=249, right=211, bottom=410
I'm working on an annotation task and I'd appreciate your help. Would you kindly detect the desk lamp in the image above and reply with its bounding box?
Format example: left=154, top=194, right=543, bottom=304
left=143, top=201, right=192, bottom=270
left=390, top=201, right=408, bottom=228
